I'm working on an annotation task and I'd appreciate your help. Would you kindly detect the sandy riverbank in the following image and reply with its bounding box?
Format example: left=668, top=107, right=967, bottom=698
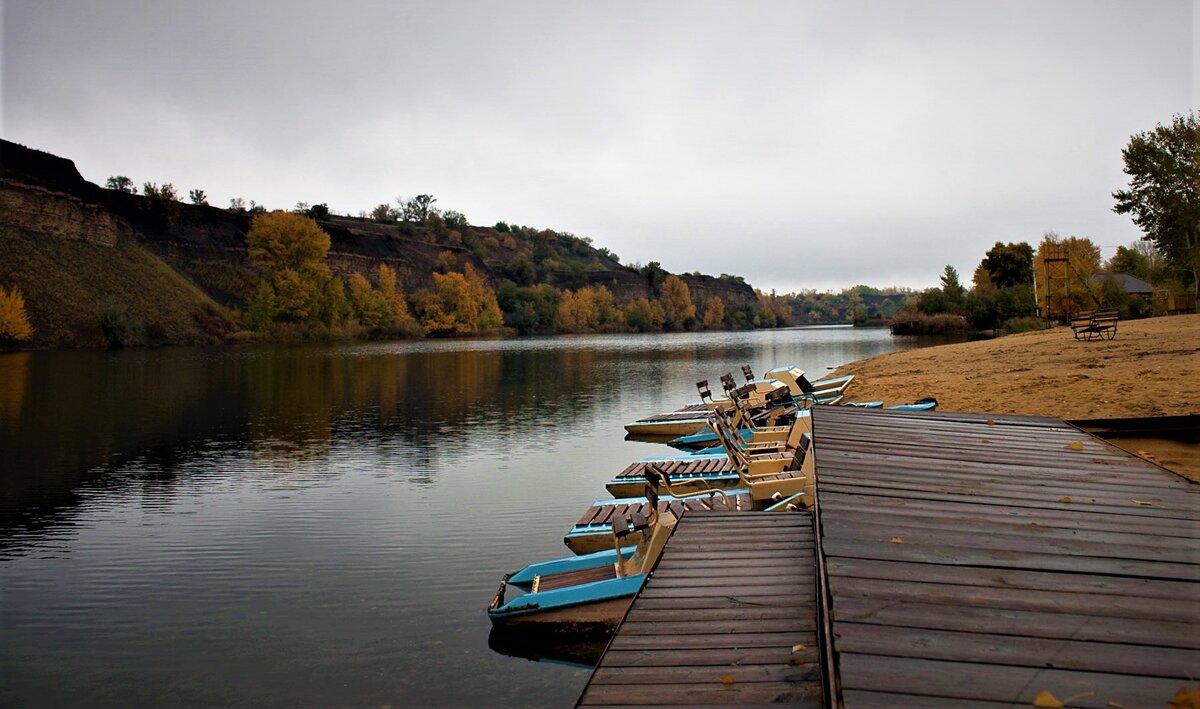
left=833, top=313, right=1200, bottom=479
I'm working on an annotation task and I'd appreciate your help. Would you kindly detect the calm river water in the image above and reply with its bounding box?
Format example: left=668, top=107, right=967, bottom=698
left=1, top=327, right=922, bottom=707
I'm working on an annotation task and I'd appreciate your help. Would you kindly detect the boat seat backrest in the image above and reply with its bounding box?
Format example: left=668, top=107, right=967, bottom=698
left=720, top=373, right=736, bottom=393
left=611, top=513, right=631, bottom=538
left=742, top=364, right=755, bottom=382
left=696, top=380, right=713, bottom=402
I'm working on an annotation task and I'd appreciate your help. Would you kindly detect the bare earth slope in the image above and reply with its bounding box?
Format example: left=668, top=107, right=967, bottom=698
left=834, top=314, right=1200, bottom=479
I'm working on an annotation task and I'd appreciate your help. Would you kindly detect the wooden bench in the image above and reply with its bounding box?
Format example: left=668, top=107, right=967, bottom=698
left=1070, top=307, right=1119, bottom=340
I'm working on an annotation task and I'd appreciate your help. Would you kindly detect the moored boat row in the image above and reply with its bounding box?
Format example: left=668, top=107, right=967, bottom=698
left=485, top=363, right=936, bottom=639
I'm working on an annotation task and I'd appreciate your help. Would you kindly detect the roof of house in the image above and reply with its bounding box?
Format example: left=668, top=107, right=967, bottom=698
left=1090, top=272, right=1154, bottom=295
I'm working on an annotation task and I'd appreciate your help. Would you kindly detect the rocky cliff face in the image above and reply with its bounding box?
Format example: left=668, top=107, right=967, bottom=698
left=1, top=139, right=758, bottom=320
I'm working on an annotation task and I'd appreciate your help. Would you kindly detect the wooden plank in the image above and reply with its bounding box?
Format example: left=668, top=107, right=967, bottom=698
left=599, top=645, right=819, bottom=668
left=633, top=595, right=808, bottom=610
left=827, top=575, right=1200, bottom=623
left=833, top=599, right=1200, bottom=649
left=825, top=558, right=1199, bottom=601
left=818, top=468, right=1200, bottom=514
left=816, top=458, right=1196, bottom=497
left=834, top=622, right=1200, bottom=678
left=836, top=654, right=1189, bottom=708
left=578, top=681, right=822, bottom=706
left=624, top=606, right=811, bottom=623
left=590, top=664, right=818, bottom=685
left=839, top=690, right=1024, bottom=708
left=819, top=517, right=1200, bottom=564
left=819, top=482, right=1198, bottom=521
left=819, top=493, right=1200, bottom=538
left=821, top=536, right=1199, bottom=581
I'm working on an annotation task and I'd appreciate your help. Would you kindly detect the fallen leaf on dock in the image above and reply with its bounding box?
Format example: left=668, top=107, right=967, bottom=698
left=1059, top=496, right=1072, bottom=504
left=1065, top=441, right=1084, bottom=451
left=986, top=418, right=995, bottom=425
left=721, top=675, right=735, bottom=685
left=1169, top=685, right=1200, bottom=708
left=890, top=536, right=903, bottom=543
left=1132, top=499, right=1154, bottom=506
left=1033, top=690, right=1065, bottom=707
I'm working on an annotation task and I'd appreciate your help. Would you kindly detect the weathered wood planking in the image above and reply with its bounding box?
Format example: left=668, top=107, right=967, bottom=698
left=576, top=511, right=822, bottom=707
left=810, top=406, right=1200, bottom=709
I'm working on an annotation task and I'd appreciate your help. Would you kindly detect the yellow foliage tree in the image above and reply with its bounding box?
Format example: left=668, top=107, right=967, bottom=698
left=660, top=275, right=696, bottom=330
left=348, top=272, right=393, bottom=329
left=245, top=211, right=332, bottom=325
left=248, top=210, right=331, bottom=274
left=0, top=286, right=33, bottom=342
left=555, top=285, right=624, bottom=333
left=1034, top=233, right=1102, bottom=317
left=376, top=264, right=417, bottom=330
left=412, top=264, right=503, bottom=335
left=702, top=295, right=726, bottom=330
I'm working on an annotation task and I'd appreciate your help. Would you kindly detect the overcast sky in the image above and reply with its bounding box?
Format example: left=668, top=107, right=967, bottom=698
left=3, top=1, right=1196, bottom=292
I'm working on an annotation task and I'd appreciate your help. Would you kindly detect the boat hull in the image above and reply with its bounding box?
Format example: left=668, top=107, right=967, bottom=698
left=488, top=595, right=635, bottom=635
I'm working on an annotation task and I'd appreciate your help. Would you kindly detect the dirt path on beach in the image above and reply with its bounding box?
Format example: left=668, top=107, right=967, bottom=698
left=832, top=313, right=1200, bottom=479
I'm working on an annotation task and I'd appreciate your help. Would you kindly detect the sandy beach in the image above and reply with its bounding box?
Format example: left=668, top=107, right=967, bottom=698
left=833, top=313, right=1200, bottom=479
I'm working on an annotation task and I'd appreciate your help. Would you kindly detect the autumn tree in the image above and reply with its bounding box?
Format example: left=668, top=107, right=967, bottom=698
left=702, top=295, right=726, bottom=329
left=1033, top=233, right=1102, bottom=317
left=1113, top=112, right=1199, bottom=308
left=555, top=285, right=623, bottom=333
left=412, top=264, right=503, bottom=336
left=245, top=211, right=332, bottom=325
left=0, top=286, right=33, bottom=342
left=660, top=275, right=696, bottom=330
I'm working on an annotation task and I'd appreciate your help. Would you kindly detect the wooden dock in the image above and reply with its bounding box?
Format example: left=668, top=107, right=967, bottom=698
left=578, top=405, right=1199, bottom=707
left=576, top=512, right=822, bottom=707
left=811, top=406, right=1200, bottom=707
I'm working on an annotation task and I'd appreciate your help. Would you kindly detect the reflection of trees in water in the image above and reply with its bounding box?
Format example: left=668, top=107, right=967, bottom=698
left=0, top=344, right=633, bottom=544
left=0, top=352, right=29, bottom=427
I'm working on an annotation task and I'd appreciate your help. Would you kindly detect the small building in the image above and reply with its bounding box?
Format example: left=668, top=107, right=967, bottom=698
left=1090, top=272, right=1153, bottom=299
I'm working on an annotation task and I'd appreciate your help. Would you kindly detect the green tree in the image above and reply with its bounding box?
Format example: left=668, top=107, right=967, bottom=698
left=0, top=286, right=33, bottom=342
left=189, top=189, right=208, bottom=206
left=398, top=194, right=438, bottom=223
left=640, top=261, right=669, bottom=294
left=1113, top=112, right=1199, bottom=307
left=105, top=175, right=137, bottom=193
left=498, top=281, right=562, bottom=335
left=980, top=242, right=1034, bottom=289
left=940, top=265, right=965, bottom=308
left=141, top=182, right=181, bottom=228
